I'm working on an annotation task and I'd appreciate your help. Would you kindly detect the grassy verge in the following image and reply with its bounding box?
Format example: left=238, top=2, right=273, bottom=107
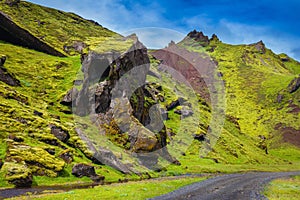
left=264, top=176, right=300, bottom=200
left=9, top=176, right=207, bottom=200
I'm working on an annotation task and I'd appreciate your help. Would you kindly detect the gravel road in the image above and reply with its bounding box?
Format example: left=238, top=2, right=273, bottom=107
left=150, top=171, right=300, bottom=200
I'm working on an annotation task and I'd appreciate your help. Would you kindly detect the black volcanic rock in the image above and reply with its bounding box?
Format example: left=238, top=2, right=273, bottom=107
left=0, top=55, right=6, bottom=66
left=288, top=75, right=300, bottom=93
left=210, top=34, right=220, bottom=42
left=166, top=97, right=186, bottom=111
left=187, top=30, right=209, bottom=46
left=193, top=133, right=205, bottom=141
left=0, top=56, right=21, bottom=86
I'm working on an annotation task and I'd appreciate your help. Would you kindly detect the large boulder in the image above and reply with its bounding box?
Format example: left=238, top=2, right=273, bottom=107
left=72, top=163, right=104, bottom=183
left=50, top=125, right=70, bottom=143
left=250, top=40, right=266, bottom=54
left=72, top=163, right=97, bottom=177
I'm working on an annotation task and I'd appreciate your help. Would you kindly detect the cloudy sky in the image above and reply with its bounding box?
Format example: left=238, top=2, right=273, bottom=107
left=28, top=0, right=300, bottom=60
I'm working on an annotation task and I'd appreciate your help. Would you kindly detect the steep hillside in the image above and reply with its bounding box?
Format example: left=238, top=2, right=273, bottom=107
left=153, top=31, right=300, bottom=167
left=0, top=0, right=118, bottom=56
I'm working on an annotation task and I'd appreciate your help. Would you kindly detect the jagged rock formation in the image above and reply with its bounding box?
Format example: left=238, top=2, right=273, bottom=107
left=187, top=30, right=209, bottom=46
left=71, top=38, right=179, bottom=170
left=250, top=40, right=266, bottom=54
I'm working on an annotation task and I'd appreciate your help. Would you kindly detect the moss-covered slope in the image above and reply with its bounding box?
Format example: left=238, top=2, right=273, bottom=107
left=0, top=0, right=118, bottom=55
left=0, top=1, right=299, bottom=190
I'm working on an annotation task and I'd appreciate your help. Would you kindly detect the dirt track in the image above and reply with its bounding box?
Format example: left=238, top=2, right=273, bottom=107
left=151, top=171, right=300, bottom=200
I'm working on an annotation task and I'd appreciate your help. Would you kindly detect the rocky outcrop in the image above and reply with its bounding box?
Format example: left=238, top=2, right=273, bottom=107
left=288, top=75, right=300, bottom=93
left=72, top=163, right=104, bottom=183
left=71, top=38, right=178, bottom=171
left=210, top=34, right=220, bottom=42
left=59, top=150, right=73, bottom=164
left=0, top=56, right=20, bottom=86
left=0, top=55, right=6, bottom=66
left=0, top=11, right=65, bottom=57
left=250, top=40, right=266, bottom=54
left=187, top=30, right=209, bottom=46
left=50, top=125, right=70, bottom=143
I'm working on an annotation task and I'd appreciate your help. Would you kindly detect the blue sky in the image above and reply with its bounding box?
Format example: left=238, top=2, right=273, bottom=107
left=28, top=0, right=300, bottom=60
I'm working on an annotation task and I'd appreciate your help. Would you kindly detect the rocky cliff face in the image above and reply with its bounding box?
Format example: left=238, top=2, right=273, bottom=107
left=70, top=38, right=179, bottom=170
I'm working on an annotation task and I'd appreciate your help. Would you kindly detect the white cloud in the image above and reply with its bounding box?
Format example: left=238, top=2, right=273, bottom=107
left=122, top=27, right=185, bottom=49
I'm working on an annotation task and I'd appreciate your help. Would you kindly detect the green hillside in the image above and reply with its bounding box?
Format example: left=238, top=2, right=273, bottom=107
left=0, top=0, right=118, bottom=56
left=0, top=0, right=299, bottom=194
